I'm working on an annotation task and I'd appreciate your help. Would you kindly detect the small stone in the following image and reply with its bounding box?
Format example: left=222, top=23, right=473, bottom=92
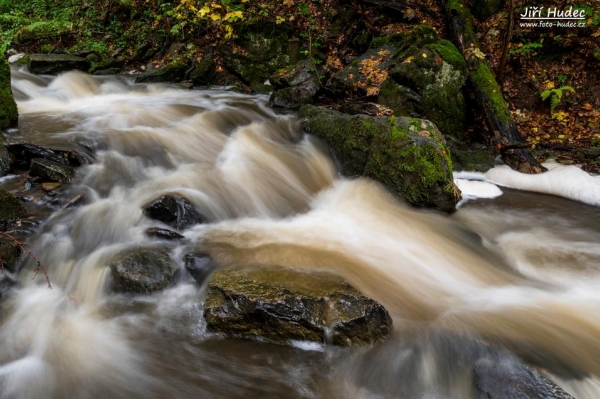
left=145, top=227, right=185, bottom=241
left=42, top=182, right=61, bottom=192
left=142, top=195, right=205, bottom=230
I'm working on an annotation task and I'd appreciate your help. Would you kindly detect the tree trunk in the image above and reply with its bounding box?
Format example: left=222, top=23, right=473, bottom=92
left=443, top=0, right=545, bottom=174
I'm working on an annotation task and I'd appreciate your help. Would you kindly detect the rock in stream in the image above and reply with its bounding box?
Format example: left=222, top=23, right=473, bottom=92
left=204, top=265, right=392, bottom=346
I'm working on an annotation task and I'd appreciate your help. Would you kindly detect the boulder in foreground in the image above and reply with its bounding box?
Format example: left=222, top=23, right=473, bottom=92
left=204, top=265, right=392, bottom=346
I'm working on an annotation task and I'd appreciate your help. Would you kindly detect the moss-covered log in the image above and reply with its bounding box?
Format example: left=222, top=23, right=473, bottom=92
left=443, top=0, right=545, bottom=174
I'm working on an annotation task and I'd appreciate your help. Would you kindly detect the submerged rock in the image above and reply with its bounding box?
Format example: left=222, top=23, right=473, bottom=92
left=204, top=265, right=392, bottom=346
left=145, top=227, right=185, bottom=241
left=29, top=158, right=74, bottom=182
left=475, top=352, right=575, bottom=399
left=300, top=105, right=459, bottom=212
left=0, top=275, right=17, bottom=301
left=109, top=247, right=177, bottom=294
left=142, top=195, right=205, bottom=230
left=0, top=186, right=28, bottom=229
left=27, top=54, right=90, bottom=75
left=184, top=252, right=217, bottom=286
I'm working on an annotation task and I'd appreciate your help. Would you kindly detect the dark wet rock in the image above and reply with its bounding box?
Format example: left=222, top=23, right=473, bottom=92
left=186, top=60, right=216, bottom=86
left=6, top=142, right=68, bottom=170
left=0, top=238, right=22, bottom=273
left=0, top=186, right=28, bottom=229
left=29, top=158, right=74, bottom=183
left=146, top=227, right=185, bottom=241
left=475, top=352, right=575, bottom=399
left=1, top=56, right=18, bottom=130
left=184, top=252, right=216, bottom=286
left=134, top=62, right=188, bottom=84
left=270, top=87, right=314, bottom=109
left=27, top=54, right=90, bottom=75
left=89, top=57, right=124, bottom=75
left=269, top=60, right=323, bottom=109
left=300, top=105, right=460, bottom=213
left=204, top=265, right=392, bottom=346
left=142, top=195, right=205, bottom=230
left=109, top=247, right=178, bottom=294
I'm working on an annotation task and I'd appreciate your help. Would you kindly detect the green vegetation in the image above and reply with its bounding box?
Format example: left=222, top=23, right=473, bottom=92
left=540, top=85, right=575, bottom=115
left=0, top=56, right=18, bottom=129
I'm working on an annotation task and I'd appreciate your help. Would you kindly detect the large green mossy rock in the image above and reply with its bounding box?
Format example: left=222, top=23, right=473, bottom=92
left=0, top=186, right=27, bottom=229
left=204, top=265, right=392, bottom=346
left=330, top=25, right=468, bottom=139
left=222, top=24, right=294, bottom=87
left=0, top=57, right=18, bottom=130
left=300, top=105, right=460, bottom=213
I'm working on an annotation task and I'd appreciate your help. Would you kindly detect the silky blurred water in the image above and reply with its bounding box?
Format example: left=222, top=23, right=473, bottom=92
left=1, top=69, right=599, bottom=398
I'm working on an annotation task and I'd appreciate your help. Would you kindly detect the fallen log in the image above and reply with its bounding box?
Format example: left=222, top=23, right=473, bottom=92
left=443, top=0, right=545, bottom=174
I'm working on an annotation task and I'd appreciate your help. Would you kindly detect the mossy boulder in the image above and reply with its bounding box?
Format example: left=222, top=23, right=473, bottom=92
left=222, top=24, right=293, bottom=87
left=109, top=247, right=177, bottom=294
left=204, top=265, right=392, bottom=346
left=0, top=57, right=18, bottom=130
left=134, top=62, right=188, bottom=84
left=27, top=54, right=90, bottom=75
left=332, top=25, right=468, bottom=139
left=300, top=105, right=460, bottom=213
left=29, top=158, right=74, bottom=183
left=0, top=186, right=28, bottom=229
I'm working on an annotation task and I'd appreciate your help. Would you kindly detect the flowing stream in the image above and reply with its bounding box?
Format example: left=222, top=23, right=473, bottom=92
left=1, top=70, right=600, bottom=399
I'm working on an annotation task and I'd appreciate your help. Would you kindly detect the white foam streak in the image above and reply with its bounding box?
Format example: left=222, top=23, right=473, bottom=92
left=485, top=162, right=600, bottom=206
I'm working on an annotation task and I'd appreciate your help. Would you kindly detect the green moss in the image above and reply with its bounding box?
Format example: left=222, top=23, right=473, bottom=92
left=0, top=186, right=28, bottom=228
left=369, top=36, right=389, bottom=48
left=301, top=106, right=459, bottom=212
left=424, top=39, right=467, bottom=73
left=470, top=62, right=511, bottom=123
left=0, top=57, right=18, bottom=130
left=365, top=117, right=455, bottom=211
left=13, top=20, right=72, bottom=43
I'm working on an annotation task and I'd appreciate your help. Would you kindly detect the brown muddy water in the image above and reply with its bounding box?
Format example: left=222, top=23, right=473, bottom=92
left=1, top=70, right=600, bottom=399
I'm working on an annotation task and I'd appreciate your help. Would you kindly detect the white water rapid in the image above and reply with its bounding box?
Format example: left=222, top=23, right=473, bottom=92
left=1, top=69, right=599, bottom=399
